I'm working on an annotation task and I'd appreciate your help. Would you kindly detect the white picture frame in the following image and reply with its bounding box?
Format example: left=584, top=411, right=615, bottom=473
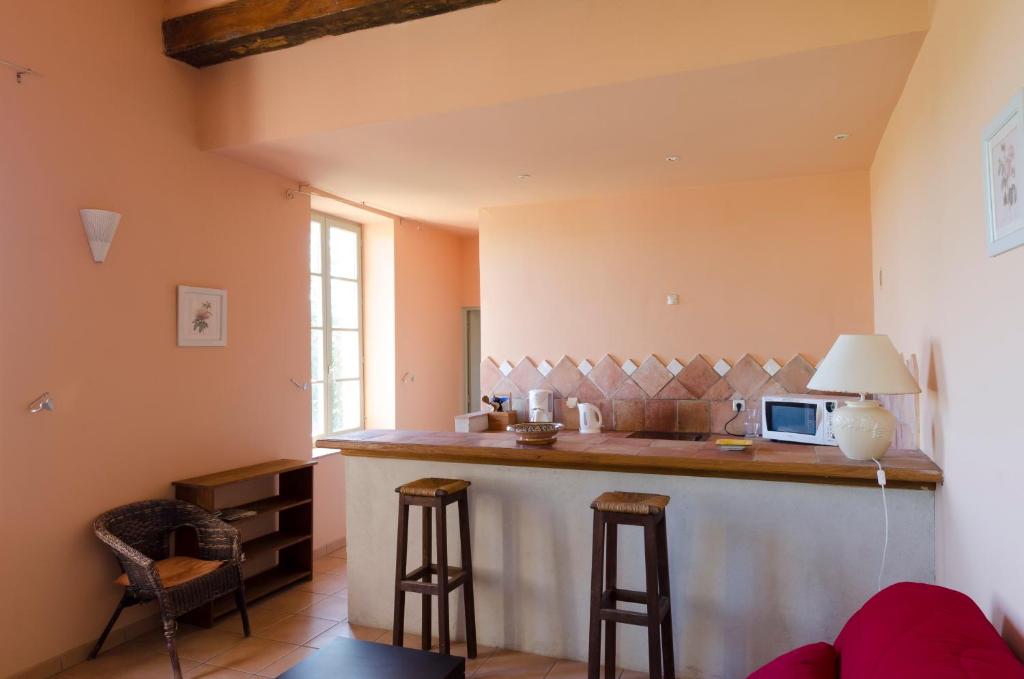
left=982, top=91, right=1024, bottom=257
left=177, top=286, right=227, bottom=347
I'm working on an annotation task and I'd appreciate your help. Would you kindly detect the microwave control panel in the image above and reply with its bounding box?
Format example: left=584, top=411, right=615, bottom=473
left=822, top=400, right=838, bottom=441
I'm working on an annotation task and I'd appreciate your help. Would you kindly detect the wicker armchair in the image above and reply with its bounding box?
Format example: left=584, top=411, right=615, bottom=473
left=90, top=499, right=250, bottom=678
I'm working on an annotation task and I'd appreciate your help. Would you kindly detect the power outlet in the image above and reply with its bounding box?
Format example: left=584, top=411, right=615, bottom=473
left=732, top=399, right=745, bottom=412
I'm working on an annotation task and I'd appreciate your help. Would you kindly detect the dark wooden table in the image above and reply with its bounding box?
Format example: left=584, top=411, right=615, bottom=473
left=278, top=636, right=465, bottom=679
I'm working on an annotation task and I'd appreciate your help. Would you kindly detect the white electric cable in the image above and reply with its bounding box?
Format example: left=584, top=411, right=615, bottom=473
left=874, top=459, right=889, bottom=592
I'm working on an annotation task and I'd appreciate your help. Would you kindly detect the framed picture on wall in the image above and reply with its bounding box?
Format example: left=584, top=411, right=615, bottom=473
left=177, top=286, right=227, bottom=347
left=982, top=90, right=1024, bottom=256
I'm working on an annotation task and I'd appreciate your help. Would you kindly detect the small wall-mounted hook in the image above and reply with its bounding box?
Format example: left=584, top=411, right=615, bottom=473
left=289, top=378, right=310, bottom=391
left=29, top=392, right=54, bottom=413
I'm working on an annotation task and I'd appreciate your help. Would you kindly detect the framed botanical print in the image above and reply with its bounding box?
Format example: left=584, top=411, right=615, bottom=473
left=983, top=91, right=1024, bottom=256
left=177, top=286, right=227, bottom=347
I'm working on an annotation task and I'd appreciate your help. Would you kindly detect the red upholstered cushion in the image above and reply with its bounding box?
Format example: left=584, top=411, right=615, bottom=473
left=835, top=582, right=1024, bottom=678
left=748, top=642, right=837, bottom=679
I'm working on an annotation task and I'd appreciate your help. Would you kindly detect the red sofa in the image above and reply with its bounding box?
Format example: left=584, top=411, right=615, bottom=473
left=748, top=582, right=1024, bottom=678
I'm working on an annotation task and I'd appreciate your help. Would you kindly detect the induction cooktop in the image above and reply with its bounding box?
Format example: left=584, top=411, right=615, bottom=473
left=625, top=431, right=709, bottom=441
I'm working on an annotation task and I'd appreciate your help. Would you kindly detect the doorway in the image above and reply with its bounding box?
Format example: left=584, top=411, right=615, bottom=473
left=463, top=307, right=481, bottom=412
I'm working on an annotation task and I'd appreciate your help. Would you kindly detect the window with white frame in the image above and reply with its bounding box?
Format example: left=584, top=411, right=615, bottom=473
left=310, top=212, right=363, bottom=446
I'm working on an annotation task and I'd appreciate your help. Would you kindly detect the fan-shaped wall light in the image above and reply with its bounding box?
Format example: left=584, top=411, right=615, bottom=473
left=80, top=209, right=121, bottom=263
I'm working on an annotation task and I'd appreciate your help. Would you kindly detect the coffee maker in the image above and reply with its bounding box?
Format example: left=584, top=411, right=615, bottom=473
left=528, top=389, right=554, bottom=423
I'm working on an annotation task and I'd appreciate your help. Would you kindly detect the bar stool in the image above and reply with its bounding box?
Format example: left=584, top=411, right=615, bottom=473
left=587, top=491, right=675, bottom=679
left=393, top=477, right=477, bottom=658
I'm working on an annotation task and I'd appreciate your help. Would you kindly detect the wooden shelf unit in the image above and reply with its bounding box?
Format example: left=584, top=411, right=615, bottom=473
left=173, top=458, right=317, bottom=626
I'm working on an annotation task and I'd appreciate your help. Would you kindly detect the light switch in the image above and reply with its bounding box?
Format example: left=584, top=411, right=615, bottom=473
left=666, top=294, right=679, bottom=305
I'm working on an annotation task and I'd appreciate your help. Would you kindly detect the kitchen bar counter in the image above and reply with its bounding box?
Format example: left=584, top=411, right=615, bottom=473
left=317, top=429, right=942, bottom=489
left=320, top=429, right=938, bottom=676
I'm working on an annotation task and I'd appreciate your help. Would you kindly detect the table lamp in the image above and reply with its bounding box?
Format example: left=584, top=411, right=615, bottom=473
left=807, top=334, right=920, bottom=460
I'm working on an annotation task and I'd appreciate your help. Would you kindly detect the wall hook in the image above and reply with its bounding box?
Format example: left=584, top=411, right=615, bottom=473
left=1, top=58, right=39, bottom=84
left=29, top=392, right=54, bottom=413
left=289, top=378, right=310, bottom=391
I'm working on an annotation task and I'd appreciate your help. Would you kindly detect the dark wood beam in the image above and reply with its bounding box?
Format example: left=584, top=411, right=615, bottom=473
left=163, top=0, right=502, bottom=68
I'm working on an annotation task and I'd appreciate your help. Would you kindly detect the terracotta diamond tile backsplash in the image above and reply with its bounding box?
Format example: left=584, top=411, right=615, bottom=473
left=479, top=352, right=917, bottom=443
left=589, top=354, right=629, bottom=397
left=724, top=354, right=770, bottom=396
left=678, top=356, right=720, bottom=397
left=632, top=355, right=673, bottom=398
left=773, top=354, right=816, bottom=394
left=547, top=356, right=583, bottom=397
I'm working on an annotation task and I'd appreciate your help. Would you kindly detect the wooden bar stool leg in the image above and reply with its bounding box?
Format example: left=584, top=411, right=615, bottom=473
left=604, top=520, right=617, bottom=679
left=392, top=499, right=410, bottom=647
left=458, top=494, right=478, bottom=658
left=656, top=516, right=675, bottom=679
left=421, top=505, right=433, bottom=651
left=436, top=501, right=451, bottom=655
left=643, top=518, right=663, bottom=679
left=587, top=511, right=606, bottom=679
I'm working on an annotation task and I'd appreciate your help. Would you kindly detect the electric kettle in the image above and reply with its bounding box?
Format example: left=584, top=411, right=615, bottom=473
left=578, top=403, right=603, bottom=434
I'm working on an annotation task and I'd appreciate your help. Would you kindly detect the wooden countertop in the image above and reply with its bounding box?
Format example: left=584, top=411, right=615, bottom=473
left=317, top=430, right=942, bottom=490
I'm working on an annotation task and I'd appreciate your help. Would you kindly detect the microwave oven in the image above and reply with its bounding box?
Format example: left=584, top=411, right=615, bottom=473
left=761, top=395, right=839, bottom=445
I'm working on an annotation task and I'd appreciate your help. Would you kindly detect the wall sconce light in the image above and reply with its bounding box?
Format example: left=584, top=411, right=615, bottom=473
left=29, top=392, right=54, bottom=413
left=80, top=209, right=121, bottom=262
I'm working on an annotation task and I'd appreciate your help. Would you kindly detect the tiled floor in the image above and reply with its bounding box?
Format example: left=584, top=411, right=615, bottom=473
left=58, top=547, right=646, bottom=679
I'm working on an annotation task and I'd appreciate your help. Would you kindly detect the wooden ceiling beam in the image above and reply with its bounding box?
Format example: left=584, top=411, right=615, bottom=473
left=163, top=0, right=501, bottom=68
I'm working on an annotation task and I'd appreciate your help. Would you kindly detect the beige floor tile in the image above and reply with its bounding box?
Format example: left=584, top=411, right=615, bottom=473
left=296, top=572, right=346, bottom=595
left=255, top=645, right=319, bottom=676
left=205, top=636, right=299, bottom=673
left=298, top=593, right=348, bottom=622
left=616, top=670, right=648, bottom=679
left=309, top=621, right=388, bottom=643
left=184, top=665, right=251, bottom=679
left=472, top=648, right=558, bottom=678
left=65, top=650, right=200, bottom=679
left=303, top=621, right=358, bottom=649
left=255, top=614, right=337, bottom=645
left=251, top=588, right=328, bottom=614
left=451, top=641, right=497, bottom=676
left=60, top=640, right=165, bottom=677
left=160, top=628, right=245, bottom=663
left=312, top=556, right=347, bottom=575
left=214, top=606, right=291, bottom=634
left=544, top=659, right=623, bottom=678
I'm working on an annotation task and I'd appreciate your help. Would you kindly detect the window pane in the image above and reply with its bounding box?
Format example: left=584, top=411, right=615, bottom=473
left=331, top=279, right=359, bottom=329
left=310, top=275, right=323, bottom=326
left=311, top=382, right=325, bottom=437
left=311, top=330, right=324, bottom=381
left=331, top=380, right=362, bottom=431
left=310, top=221, right=322, bottom=274
left=332, top=330, right=360, bottom=379
left=329, top=227, right=358, bottom=279
left=342, top=380, right=361, bottom=430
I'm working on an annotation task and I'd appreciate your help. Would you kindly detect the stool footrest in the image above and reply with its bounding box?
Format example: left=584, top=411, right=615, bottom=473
left=399, top=565, right=467, bottom=595
left=598, top=590, right=670, bottom=626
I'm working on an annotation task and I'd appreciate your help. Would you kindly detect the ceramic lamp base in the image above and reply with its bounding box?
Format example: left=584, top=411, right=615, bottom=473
left=832, top=399, right=896, bottom=460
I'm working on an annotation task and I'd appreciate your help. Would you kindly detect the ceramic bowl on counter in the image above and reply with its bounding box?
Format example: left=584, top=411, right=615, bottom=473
left=507, top=422, right=564, bottom=445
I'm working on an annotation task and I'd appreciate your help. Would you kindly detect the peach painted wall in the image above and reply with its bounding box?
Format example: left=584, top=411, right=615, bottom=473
left=871, top=0, right=1024, bottom=648
left=0, top=1, right=315, bottom=675
left=479, top=172, right=874, bottom=365
left=461, top=234, right=480, bottom=308
left=162, top=0, right=231, bottom=19
left=394, top=224, right=475, bottom=430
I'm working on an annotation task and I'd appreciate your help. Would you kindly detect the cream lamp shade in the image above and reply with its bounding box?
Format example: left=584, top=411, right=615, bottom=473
left=807, top=334, right=920, bottom=396
left=807, top=334, right=919, bottom=460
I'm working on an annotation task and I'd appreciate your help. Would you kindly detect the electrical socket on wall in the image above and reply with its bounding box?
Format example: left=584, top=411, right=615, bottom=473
left=732, top=399, right=745, bottom=412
